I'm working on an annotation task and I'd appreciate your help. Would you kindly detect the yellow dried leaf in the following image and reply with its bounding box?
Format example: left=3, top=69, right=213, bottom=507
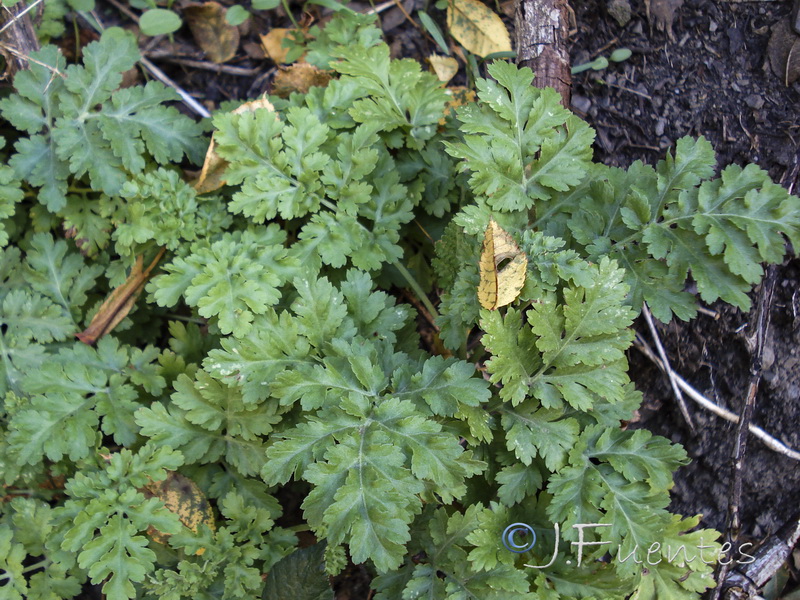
left=193, top=136, right=228, bottom=194
left=260, top=28, right=291, bottom=64
left=428, top=54, right=459, bottom=84
left=440, top=86, right=476, bottom=124
left=184, top=2, right=240, bottom=64
left=193, top=97, right=277, bottom=193
left=447, top=0, right=512, bottom=58
left=478, top=219, right=527, bottom=310
left=142, top=471, right=215, bottom=555
left=232, top=97, right=276, bottom=114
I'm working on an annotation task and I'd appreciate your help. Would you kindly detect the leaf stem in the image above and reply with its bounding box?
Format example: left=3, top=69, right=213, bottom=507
left=391, top=259, right=440, bottom=321
left=0, top=558, right=50, bottom=582
left=282, top=0, right=300, bottom=29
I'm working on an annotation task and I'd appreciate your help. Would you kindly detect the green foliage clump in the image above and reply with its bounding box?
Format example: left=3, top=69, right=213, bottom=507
left=0, top=28, right=204, bottom=213
left=1, top=12, right=797, bottom=600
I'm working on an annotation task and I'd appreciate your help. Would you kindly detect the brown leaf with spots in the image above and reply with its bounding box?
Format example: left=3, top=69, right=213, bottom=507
left=440, top=86, right=476, bottom=125
left=271, top=63, right=333, bottom=98
left=184, top=2, right=240, bottom=64
left=142, top=471, right=216, bottom=555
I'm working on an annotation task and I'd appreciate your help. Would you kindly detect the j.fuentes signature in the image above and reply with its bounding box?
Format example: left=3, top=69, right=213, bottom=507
left=502, top=522, right=754, bottom=568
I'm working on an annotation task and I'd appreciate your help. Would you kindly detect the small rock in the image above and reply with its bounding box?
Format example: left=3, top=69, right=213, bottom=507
left=744, top=93, right=764, bottom=109
left=655, top=117, right=667, bottom=136
left=571, top=94, right=592, bottom=114
left=709, top=20, right=718, bottom=33
left=727, top=26, right=745, bottom=53
left=762, top=345, right=775, bottom=370
left=607, top=0, right=632, bottom=27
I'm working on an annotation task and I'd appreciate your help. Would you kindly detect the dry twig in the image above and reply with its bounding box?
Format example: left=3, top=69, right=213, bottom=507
left=140, top=56, right=212, bottom=118
left=0, top=0, right=42, bottom=37
left=632, top=333, right=800, bottom=462
left=145, top=54, right=261, bottom=76
left=0, top=0, right=40, bottom=74
left=641, top=302, right=696, bottom=432
left=712, top=266, right=778, bottom=600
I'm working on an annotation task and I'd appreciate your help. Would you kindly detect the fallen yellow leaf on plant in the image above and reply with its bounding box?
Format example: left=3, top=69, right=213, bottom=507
left=260, top=28, right=292, bottom=64
left=271, top=63, right=333, bottom=98
left=142, top=471, right=216, bottom=555
left=478, top=219, right=527, bottom=310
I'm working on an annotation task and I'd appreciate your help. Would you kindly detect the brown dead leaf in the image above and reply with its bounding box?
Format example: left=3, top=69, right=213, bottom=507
left=271, top=63, right=333, bottom=98
left=499, top=0, right=514, bottom=17
left=478, top=219, right=527, bottom=310
left=76, top=249, right=166, bottom=345
left=184, top=2, right=240, bottom=64
left=644, top=0, right=683, bottom=40
left=260, top=28, right=291, bottom=64
left=193, top=97, right=278, bottom=193
left=142, top=471, right=215, bottom=555
left=193, top=137, right=229, bottom=194
left=768, top=18, right=800, bottom=85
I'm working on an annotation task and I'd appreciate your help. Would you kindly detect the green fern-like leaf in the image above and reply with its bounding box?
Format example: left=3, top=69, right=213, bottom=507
left=444, top=61, right=594, bottom=211
left=53, top=444, right=184, bottom=600
left=0, top=28, right=204, bottom=213
left=263, top=336, right=488, bottom=572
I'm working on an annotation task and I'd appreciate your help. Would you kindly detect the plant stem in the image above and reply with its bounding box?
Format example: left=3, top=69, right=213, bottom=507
left=165, top=313, right=206, bottom=324
left=391, top=259, right=440, bottom=322
left=0, top=559, right=50, bottom=582
left=282, top=0, right=300, bottom=29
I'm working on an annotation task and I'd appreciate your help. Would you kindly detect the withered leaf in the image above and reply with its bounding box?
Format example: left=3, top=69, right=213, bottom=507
left=478, top=219, right=527, bottom=310
left=428, top=54, right=459, bottom=84
left=645, top=0, right=683, bottom=40
left=260, top=28, right=292, bottom=64
left=447, top=0, right=511, bottom=58
left=184, top=2, right=240, bottom=64
left=76, top=249, right=165, bottom=345
left=142, top=471, right=216, bottom=555
left=271, top=63, right=333, bottom=98
left=767, top=18, right=800, bottom=86
left=193, top=97, right=277, bottom=194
